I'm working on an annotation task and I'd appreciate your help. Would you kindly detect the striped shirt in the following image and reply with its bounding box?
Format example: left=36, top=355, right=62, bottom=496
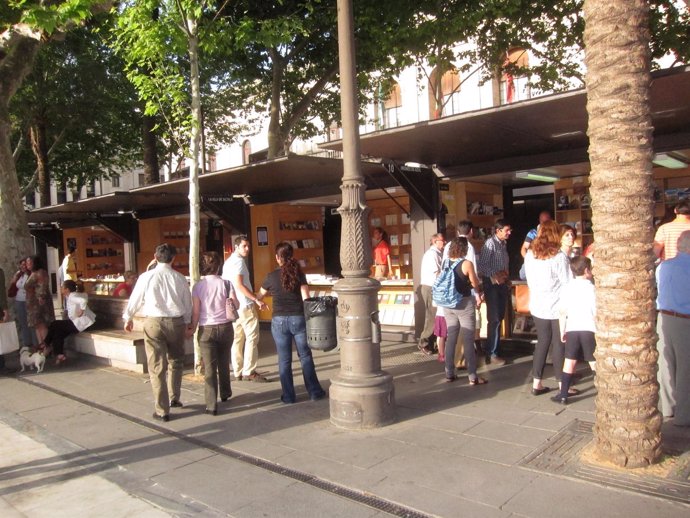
left=478, top=235, right=509, bottom=279
left=655, top=219, right=690, bottom=261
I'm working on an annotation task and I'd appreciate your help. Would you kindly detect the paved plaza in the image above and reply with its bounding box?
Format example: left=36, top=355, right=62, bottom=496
left=0, top=334, right=688, bottom=517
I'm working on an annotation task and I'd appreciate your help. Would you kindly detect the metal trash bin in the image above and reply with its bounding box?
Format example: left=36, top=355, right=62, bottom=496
left=304, top=296, right=338, bottom=351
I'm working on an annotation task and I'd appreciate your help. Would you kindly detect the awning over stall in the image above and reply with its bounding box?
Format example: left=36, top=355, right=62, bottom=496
left=320, top=66, right=690, bottom=181
left=27, top=155, right=398, bottom=233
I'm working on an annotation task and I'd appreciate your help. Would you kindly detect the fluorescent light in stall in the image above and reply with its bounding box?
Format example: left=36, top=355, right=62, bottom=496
left=515, top=171, right=558, bottom=183
left=652, top=153, right=688, bottom=169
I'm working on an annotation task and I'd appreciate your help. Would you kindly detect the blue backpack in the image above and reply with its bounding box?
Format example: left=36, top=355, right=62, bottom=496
left=432, top=259, right=464, bottom=308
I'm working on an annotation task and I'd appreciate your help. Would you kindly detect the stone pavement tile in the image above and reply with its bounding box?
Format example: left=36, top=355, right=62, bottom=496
left=6, top=474, right=171, bottom=518
left=232, top=479, right=381, bottom=518
left=29, top=367, right=148, bottom=404
left=369, top=447, right=539, bottom=508
left=149, top=452, right=297, bottom=512
left=87, top=435, right=217, bottom=481
left=0, top=497, right=23, bottom=518
left=519, top=412, right=580, bottom=432
left=259, top=424, right=404, bottom=470
left=452, top=436, right=534, bottom=466
left=380, top=422, right=534, bottom=466
left=0, top=378, right=66, bottom=414
left=371, top=480, right=512, bottom=518
left=274, top=449, right=388, bottom=490
left=503, top=473, right=689, bottom=518
left=464, top=420, right=555, bottom=448
left=213, top=435, right=295, bottom=462
left=0, top=422, right=170, bottom=518
left=398, top=410, right=482, bottom=433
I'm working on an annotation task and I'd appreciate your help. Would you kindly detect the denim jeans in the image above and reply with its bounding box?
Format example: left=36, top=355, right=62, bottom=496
left=271, top=315, right=325, bottom=403
left=482, top=278, right=509, bottom=358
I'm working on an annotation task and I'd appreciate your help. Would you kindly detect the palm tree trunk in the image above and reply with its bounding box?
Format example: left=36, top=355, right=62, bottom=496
left=583, top=0, right=662, bottom=467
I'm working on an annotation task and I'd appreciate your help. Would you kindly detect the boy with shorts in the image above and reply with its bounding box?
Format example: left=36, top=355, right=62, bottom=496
left=553, top=255, right=597, bottom=404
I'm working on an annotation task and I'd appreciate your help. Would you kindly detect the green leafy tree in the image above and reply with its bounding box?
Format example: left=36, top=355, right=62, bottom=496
left=1, top=0, right=112, bottom=277
left=216, top=0, right=419, bottom=159
left=11, top=25, right=142, bottom=205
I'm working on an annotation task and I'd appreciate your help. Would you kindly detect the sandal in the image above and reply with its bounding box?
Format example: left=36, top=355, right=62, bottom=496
left=445, top=375, right=457, bottom=383
left=567, top=387, right=581, bottom=396
left=55, top=354, right=67, bottom=365
left=469, top=377, right=488, bottom=386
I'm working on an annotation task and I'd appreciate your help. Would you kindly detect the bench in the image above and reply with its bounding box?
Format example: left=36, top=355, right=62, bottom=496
left=66, top=295, right=194, bottom=373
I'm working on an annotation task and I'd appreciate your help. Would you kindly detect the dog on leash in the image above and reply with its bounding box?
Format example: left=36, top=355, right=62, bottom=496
left=19, top=347, right=46, bottom=373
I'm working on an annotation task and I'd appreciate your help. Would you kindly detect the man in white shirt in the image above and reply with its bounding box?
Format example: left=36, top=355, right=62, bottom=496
left=222, top=235, right=268, bottom=382
left=418, top=233, right=445, bottom=354
left=123, top=243, right=192, bottom=422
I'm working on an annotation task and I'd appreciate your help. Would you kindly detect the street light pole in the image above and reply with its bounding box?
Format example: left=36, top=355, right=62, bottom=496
left=329, top=0, right=396, bottom=428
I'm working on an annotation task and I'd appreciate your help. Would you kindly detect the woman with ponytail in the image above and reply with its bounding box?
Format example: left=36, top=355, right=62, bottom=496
left=258, top=242, right=326, bottom=404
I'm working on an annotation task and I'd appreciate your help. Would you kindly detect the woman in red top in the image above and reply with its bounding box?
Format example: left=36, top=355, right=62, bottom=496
left=372, top=227, right=392, bottom=279
left=113, top=271, right=138, bottom=298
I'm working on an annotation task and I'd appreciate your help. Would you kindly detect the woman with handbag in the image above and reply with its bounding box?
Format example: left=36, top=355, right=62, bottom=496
left=9, top=258, right=34, bottom=348
left=25, top=255, right=55, bottom=348
left=257, top=242, right=326, bottom=404
left=187, top=251, right=239, bottom=415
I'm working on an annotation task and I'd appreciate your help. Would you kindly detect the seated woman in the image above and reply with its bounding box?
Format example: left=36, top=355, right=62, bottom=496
left=40, top=280, right=96, bottom=364
left=113, top=271, right=137, bottom=298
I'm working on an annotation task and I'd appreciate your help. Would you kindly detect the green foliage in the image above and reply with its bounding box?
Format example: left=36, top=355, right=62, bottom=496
left=2, top=0, right=102, bottom=34
left=111, top=0, right=248, bottom=162
left=10, top=24, right=143, bottom=191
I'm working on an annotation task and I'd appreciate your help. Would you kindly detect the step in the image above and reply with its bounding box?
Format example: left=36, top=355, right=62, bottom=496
left=67, top=328, right=194, bottom=373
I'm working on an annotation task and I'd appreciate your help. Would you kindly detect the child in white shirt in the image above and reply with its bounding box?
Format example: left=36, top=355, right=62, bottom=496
left=554, top=255, right=596, bottom=404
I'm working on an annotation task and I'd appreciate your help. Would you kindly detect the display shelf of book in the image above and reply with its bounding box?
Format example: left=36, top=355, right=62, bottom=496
left=82, top=230, right=125, bottom=276
left=458, top=182, right=503, bottom=250
left=275, top=215, right=324, bottom=273
left=161, top=226, right=191, bottom=274
left=554, top=178, right=593, bottom=252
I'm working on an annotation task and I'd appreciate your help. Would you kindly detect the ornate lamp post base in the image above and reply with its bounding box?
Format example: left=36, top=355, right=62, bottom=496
left=329, top=277, right=395, bottom=429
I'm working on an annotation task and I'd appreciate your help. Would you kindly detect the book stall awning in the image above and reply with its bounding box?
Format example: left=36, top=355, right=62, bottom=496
left=320, top=66, right=690, bottom=182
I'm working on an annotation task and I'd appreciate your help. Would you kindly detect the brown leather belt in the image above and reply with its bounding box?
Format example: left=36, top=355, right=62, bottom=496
left=660, top=309, right=690, bottom=320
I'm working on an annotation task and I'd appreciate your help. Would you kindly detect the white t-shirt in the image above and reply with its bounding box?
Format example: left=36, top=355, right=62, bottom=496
left=524, top=251, right=572, bottom=320
left=559, top=278, right=596, bottom=333
left=222, top=252, right=253, bottom=308
left=420, top=246, right=441, bottom=287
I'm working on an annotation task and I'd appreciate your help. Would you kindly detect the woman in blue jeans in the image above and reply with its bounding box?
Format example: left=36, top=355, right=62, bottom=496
left=258, top=242, right=326, bottom=404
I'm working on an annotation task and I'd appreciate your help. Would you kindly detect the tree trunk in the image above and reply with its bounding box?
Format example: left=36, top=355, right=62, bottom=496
left=0, top=33, right=41, bottom=278
left=142, top=113, right=160, bottom=185
left=186, top=17, right=202, bottom=374
left=583, top=0, right=662, bottom=468
left=29, top=120, right=51, bottom=207
left=267, top=49, right=284, bottom=160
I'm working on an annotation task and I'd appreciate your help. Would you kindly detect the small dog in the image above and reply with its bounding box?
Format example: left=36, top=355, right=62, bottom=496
left=19, top=347, right=46, bottom=374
